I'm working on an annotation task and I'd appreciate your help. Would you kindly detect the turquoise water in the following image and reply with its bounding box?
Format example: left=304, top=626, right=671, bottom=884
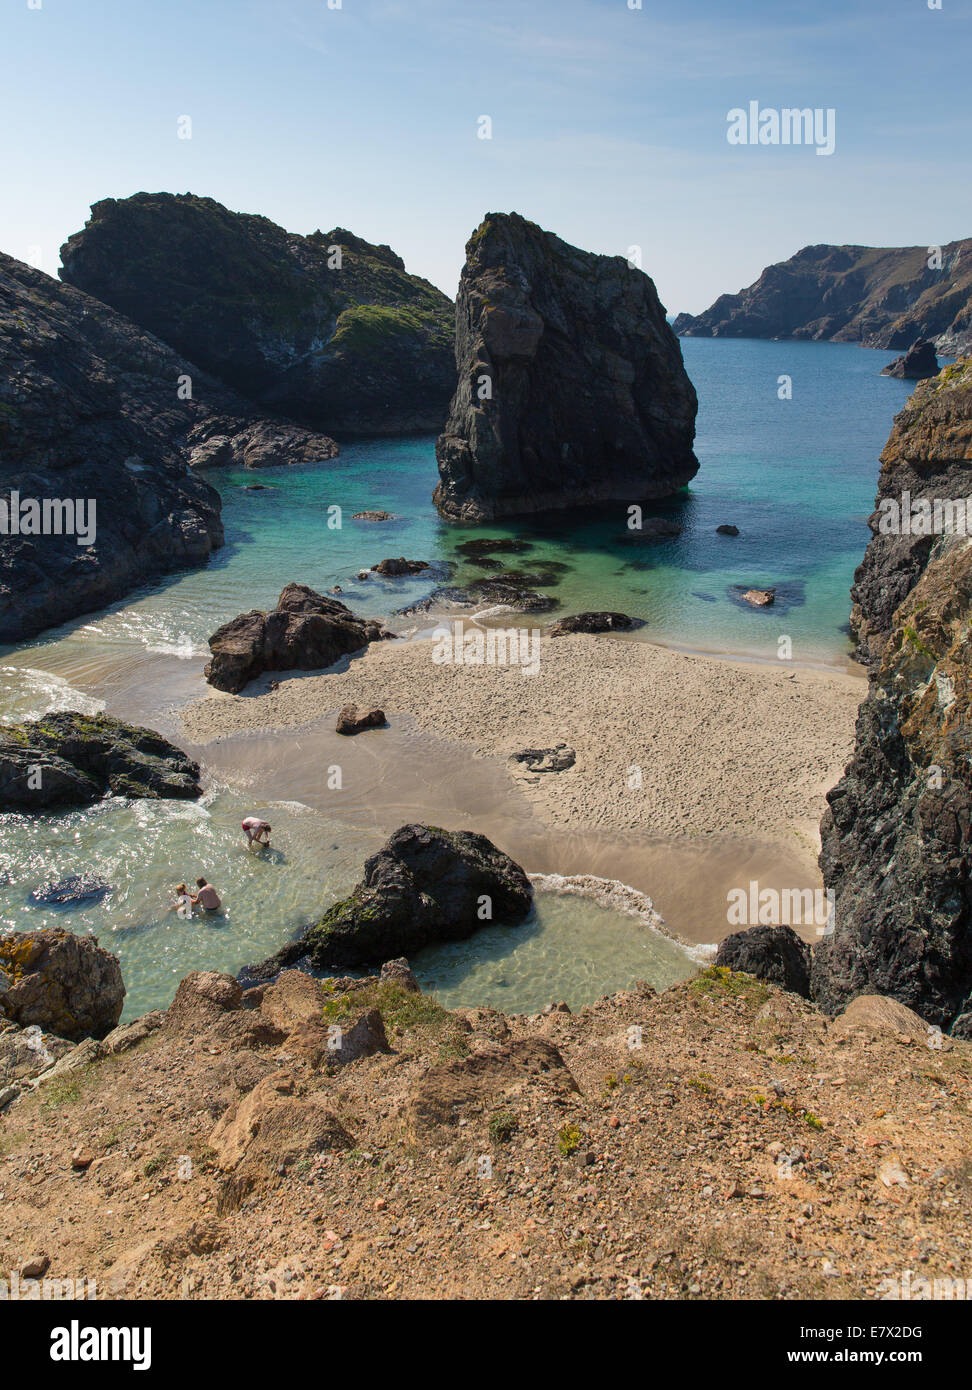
left=0, top=339, right=918, bottom=1017
left=1, top=338, right=916, bottom=677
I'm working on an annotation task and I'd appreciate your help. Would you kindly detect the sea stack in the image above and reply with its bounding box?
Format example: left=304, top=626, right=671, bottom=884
left=433, top=213, right=698, bottom=521
left=812, top=358, right=972, bottom=1034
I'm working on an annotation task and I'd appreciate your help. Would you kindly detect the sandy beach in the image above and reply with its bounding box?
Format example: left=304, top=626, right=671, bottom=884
left=181, top=630, right=864, bottom=897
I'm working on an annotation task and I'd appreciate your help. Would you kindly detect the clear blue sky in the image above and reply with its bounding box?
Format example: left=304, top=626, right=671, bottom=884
left=2, top=0, right=969, bottom=314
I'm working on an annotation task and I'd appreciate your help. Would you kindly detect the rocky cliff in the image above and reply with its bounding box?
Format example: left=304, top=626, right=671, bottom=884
left=59, top=193, right=455, bottom=436
left=434, top=213, right=698, bottom=521
left=674, top=241, right=972, bottom=354
left=0, top=253, right=336, bottom=644
left=813, top=359, right=972, bottom=1032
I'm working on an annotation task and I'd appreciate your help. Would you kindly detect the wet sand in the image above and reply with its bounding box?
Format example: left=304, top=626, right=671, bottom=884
left=179, top=630, right=865, bottom=946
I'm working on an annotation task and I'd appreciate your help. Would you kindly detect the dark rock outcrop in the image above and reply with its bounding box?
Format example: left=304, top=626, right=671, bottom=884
left=0, top=929, right=125, bottom=1040
left=850, top=360, right=972, bottom=664
left=335, top=704, right=386, bottom=736
left=59, top=193, right=455, bottom=436
left=370, top=558, right=430, bottom=577
left=812, top=358, right=972, bottom=1031
left=716, top=524, right=740, bottom=536
left=881, top=339, right=940, bottom=380
left=301, top=824, right=533, bottom=970
left=715, top=925, right=811, bottom=998
left=741, top=588, right=775, bottom=608
left=434, top=213, right=698, bottom=521
left=0, top=251, right=338, bottom=643
left=674, top=240, right=972, bottom=354
left=205, top=583, right=389, bottom=693
left=0, top=711, right=202, bottom=810
left=549, top=612, right=638, bottom=636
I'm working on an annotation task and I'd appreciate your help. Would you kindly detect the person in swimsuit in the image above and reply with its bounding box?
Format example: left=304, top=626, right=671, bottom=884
left=170, top=883, right=193, bottom=918
left=242, top=817, right=272, bottom=850
left=190, top=877, right=222, bottom=912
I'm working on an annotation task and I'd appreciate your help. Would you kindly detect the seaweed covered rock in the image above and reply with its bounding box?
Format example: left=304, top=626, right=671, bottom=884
left=715, top=925, right=811, bottom=998
left=205, top=583, right=389, bottom=693
left=0, top=711, right=202, bottom=810
left=300, top=824, right=533, bottom=970
left=59, top=193, right=455, bottom=436
left=434, top=212, right=698, bottom=521
left=0, top=929, right=125, bottom=1041
left=549, top=612, right=638, bottom=636
left=813, top=359, right=972, bottom=1030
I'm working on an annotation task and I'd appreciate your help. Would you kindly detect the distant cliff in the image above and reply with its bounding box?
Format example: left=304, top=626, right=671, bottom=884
left=434, top=213, right=698, bottom=522
left=0, top=253, right=335, bottom=643
left=60, top=193, right=455, bottom=437
left=674, top=241, right=972, bottom=355
left=813, top=359, right=972, bottom=1033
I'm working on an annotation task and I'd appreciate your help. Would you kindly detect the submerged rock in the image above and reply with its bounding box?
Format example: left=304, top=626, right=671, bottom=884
left=741, top=588, right=776, bottom=608
left=434, top=212, right=698, bottom=521
left=352, top=511, right=397, bottom=522
left=465, top=579, right=557, bottom=613
left=549, top=612, right=638, bottom=636
left=0, top=711, right=202, bottom=810
left=455, top=538, right=534, bottom=557
left=881, top=339, right=940, bottom=380
left=0, top=928, right=125, bottom=1041
left=28, top=876, right=113, bottom=908
left=617, top=518, right=683, bottom=542
left=205, top=583, right=389, bottom=693
left=300, top=824, right=534, bottom=970
left=813, top=358, right=972, bottom=1031
left=715, top=925, right=811, bottom=998
left=716, top=524, right=740, bottom=536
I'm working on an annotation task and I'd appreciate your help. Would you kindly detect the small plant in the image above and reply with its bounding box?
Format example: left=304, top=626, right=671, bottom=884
left=143, top=1153, right=169, bottom=1178
left=557, top=1122, right=582, bottom=1157
left=804, top=1112, right=824, bottom=1130
left=489, top=1112, right=518, bottom=1144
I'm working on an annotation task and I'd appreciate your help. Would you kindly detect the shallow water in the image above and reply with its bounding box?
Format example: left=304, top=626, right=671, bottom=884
left=412, top=887, right=698, bottom=1016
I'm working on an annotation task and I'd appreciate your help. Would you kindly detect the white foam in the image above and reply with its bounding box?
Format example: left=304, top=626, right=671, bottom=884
left=529, top=871, right=714, bottom=963
left=0, top=667, right=105, bottom=722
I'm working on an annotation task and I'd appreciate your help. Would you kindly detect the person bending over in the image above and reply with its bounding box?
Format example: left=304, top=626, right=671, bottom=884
left=242, top=817, right=272, bottom=851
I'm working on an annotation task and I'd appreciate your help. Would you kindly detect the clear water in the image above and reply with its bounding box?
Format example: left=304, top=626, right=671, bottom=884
left=0, top=339, right=918, bottom=1018
left=410, top=891, right=696, bottom=1016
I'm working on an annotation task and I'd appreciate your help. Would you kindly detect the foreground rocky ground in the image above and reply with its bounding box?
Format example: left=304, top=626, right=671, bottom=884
left=3, top=964, right=970, bottom=1301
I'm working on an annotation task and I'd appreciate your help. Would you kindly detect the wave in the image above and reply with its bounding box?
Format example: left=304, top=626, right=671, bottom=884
left=529, top=871, right=716, bottom=963
left=0, top=666, right=106, bottom=723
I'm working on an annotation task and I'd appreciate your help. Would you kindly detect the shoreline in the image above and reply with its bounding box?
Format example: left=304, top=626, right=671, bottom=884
left=180, top=630, right=864, bottom=945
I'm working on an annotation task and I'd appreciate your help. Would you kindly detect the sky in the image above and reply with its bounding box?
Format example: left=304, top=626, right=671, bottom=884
left=1, top=0, right=970, bottom=315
